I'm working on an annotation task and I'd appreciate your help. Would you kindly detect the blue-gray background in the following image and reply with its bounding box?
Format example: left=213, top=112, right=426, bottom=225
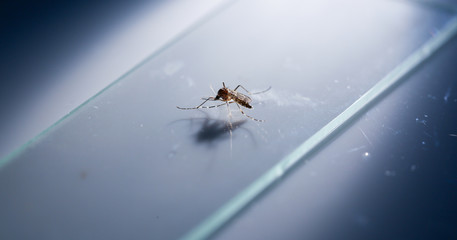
left=0, top=0, right=225, bottom=159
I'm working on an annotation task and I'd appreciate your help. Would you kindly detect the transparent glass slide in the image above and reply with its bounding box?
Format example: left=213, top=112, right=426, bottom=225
left=0, top=0, right=455, bottom=239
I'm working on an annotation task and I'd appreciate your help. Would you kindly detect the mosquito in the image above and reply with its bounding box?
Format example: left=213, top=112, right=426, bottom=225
left=176, top=82, right=271, bottom=122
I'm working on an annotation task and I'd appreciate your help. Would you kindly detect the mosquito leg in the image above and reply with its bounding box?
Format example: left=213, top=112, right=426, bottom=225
left=177, top=98, right=235, bottom=109
left=202, top=97, right=216, bottom=101
left=226, top=101, right=233, bottom=118
left=233, top=85, right=251, bottom=94
left=251, top=86, right=272, bottom=95
left=229, top=125, right=233, bottom=156
left=234, top=85, right=271, bottom=95
left=235, top=103, right=265, bottom=122
left=176, top=97, right=211, bottom=110
left=199, top=102, right=233, bottom=109
left=226, top=101, right=233, bottom=129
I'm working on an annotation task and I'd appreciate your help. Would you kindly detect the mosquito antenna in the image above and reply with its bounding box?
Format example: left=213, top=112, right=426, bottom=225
left=209, top=84, right=217, bottom=95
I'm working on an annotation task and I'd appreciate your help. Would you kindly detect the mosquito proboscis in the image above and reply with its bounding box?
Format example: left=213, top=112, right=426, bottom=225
left=176, top=82, right=271, bottom=122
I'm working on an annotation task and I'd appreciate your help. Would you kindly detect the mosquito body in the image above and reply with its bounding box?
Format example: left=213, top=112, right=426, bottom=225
left=215, top=86, right=252, bottom=109
left=177, top=82, right=270, bottom=122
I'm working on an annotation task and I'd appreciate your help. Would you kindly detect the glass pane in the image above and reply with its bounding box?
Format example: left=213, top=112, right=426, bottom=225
left=214, top=19, right=457, bottom=240
left=0, top=0, right=454, bottom=239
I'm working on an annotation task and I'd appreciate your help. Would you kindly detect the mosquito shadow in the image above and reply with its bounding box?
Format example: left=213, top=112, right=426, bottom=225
left=169, top=114, right=257, bottom=147
left=194, top=118, right=247, bottom=145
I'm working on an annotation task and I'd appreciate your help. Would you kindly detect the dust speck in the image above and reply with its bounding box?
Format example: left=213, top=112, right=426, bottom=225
left=80, top=171, right=87, bottom=180
left=384, top=170, right=396, bottom=177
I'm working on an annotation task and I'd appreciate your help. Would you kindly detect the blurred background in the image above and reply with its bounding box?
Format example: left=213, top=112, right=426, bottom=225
left=0, top=0, right=225, bottom=159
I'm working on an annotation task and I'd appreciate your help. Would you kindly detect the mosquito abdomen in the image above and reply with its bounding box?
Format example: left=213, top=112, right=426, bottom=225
left=237, top=100, right=252, bottom=109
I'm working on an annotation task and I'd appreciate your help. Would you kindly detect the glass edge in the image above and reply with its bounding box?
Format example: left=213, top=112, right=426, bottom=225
left=404, top=0, right=457, bottom=13
left=0, top=0, right=238, bottom=171
left=180, top=15, right=457, bottom=240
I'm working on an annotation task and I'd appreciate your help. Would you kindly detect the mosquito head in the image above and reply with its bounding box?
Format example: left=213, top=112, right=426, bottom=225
left=216, top=88, right=228, bottom=101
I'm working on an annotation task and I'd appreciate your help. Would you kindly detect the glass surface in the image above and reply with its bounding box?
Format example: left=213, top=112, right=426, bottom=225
left=0, top=0, right=455, bottom=239
left=214, top=23, right=457, bottom=240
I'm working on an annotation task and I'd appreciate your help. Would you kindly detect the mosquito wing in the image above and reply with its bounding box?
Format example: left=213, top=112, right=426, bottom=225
left=229, top=89, right=252, bottom=103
